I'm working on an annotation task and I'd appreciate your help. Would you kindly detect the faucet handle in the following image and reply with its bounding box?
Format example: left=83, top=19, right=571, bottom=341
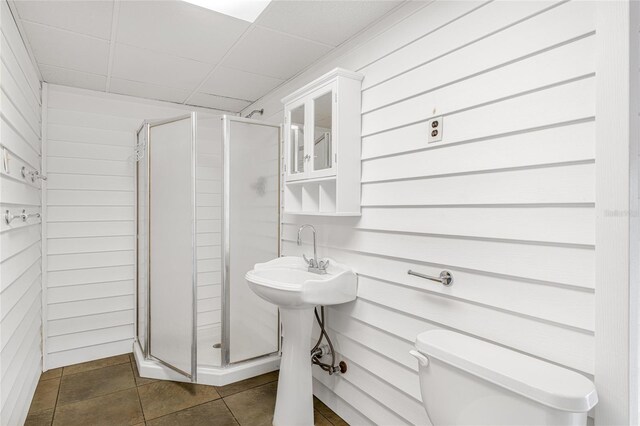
left=318, top=259, right=330, bottom=270
left=303, top=254, right=316, bottom=267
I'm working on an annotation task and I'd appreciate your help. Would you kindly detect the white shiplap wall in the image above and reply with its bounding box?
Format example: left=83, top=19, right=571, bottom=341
left=43, top=85, right=225, bottom=369
left=243, top=1, right=597, bottom=424
left=0, top=1, right=43, bottom=425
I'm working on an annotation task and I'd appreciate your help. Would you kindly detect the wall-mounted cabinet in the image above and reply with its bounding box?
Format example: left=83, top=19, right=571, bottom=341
left=282, top=68, right=363, bottom=216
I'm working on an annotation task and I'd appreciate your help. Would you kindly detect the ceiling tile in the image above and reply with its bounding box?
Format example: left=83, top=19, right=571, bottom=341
left=187, top=93, right=251, bottom=112
left=21, top=21, right=109, bottom=75
left=111, top=43, right=210, bottom=90
left=117, top=1, right=249, bottom=64
left=40, top=64, right=107, bottom=91
left=14, top=0, right=114, bottom=40
left=256, top=1, right=401, bottom=47
left=221, top=26, right=331, bottom=80
left=199, top=66, right=283, bottom=101
left=109, top=78, right=190, bottom=104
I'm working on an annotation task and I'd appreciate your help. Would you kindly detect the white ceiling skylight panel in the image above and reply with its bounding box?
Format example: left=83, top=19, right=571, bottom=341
left=181, top=0, right=272, bottom=23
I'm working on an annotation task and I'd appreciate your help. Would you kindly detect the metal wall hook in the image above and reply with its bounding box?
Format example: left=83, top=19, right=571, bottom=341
left=20, top=166, right=47, bottom=182
left=408, top=269, right=453, bottom=286
left=5, top=209, right=26, bottom=225
left=5, top=209, right=40, bottom=225
left=32, top=171, right=47, bottom=181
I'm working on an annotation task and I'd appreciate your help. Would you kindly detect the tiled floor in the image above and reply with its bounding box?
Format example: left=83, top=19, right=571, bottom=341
left=25, top=354, right=348, bottom=426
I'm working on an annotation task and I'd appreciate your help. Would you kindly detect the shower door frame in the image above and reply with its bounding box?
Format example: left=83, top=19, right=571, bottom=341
left=135, top=113, right=198, bottom=382
left=221, top=115, right=282, bottom=366
left=135, top=121, right=149, bottom=357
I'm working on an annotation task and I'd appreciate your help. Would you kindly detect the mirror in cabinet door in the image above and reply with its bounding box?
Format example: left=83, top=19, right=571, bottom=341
left=310, top=86, right=336, bottom=179
left=284, top=83, right=337, bottom=182
left=286, top=102, right=307, bottom=180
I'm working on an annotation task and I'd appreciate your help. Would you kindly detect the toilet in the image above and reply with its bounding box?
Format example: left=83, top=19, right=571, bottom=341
left=410, top=330, right=598, bottom=426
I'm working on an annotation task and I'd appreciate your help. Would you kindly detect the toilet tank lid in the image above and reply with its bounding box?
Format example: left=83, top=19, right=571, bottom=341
left=415, top=330, right=598, bottom=413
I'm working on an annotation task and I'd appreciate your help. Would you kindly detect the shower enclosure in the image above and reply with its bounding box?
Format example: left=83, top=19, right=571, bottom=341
left=133, top=113, right=281, bottom=385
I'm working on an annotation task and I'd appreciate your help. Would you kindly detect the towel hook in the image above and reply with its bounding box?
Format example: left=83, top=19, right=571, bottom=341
left=5, top=209, right=26, bottom=225
left=4, top=209, right=40, bottom=225
left=20, top=166, right=47, bottom=182
left=32, top=170, right=47, bottom=181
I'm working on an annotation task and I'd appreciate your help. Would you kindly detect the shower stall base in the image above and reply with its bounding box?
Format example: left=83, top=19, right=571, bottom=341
left=133, top=341, right=280, bottom=386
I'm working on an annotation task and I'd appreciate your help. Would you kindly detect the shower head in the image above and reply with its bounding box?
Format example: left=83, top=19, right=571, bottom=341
left=245, top=108, right=264, bottom=119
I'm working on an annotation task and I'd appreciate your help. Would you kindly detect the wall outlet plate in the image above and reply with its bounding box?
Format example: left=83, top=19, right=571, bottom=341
left=427, top=116, right=443, bottom=143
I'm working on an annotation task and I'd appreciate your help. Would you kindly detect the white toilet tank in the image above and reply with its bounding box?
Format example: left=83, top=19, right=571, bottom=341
left=411, top=330, right=598, bottom=426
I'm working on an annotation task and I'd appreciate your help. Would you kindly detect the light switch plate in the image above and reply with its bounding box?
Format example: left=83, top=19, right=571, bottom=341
left=427, top=116, right=443, bottom=143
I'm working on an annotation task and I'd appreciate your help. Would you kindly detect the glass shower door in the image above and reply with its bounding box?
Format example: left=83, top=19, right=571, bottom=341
left=146, top=114, right=197, bottom=380
left=223, top=116, right=280, bottom=364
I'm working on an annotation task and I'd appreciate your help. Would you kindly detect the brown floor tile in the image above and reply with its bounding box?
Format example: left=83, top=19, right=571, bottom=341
left=27, top=357, right=346, bottom=426
left=28, top=378, right=60, bottom=414
left=63, top=354, right=130, bottom=376
left=57, top=363, right=135, bottom=406
left=223, top=381, right=277, bottom=426
left=40, top=368, right=62, bottom=381
left=137, top=380, right=220, bottom=420
left=314, top=397, right=349, bottom=426
left=216, top=370, right=279, bottom=397
left=53, top=388, right=143, bottom=426
left=132, top=358, right=157, bottom=387
left=146, top=400, right=238, bottom=426
left=25, top=408, right=54, bottom=426
left=315, top=410, right=333, bottom=426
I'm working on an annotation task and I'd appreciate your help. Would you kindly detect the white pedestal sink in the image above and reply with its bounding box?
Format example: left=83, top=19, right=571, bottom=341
left=245, top=256, right=357, bottom=426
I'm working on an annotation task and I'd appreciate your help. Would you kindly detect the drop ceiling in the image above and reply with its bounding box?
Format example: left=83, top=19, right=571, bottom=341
left=11, top=0, right=403, bottom=112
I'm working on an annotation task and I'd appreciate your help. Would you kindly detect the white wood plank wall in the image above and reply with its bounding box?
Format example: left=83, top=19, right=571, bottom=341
left=0, top=1, right=43, bottom=425
left=43, top=85, right=224, bottom=369
left=243, top=1, right=597, bottom=424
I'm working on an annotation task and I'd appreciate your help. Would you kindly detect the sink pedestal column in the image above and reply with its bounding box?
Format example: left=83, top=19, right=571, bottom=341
left=274, top=307, right=314, bottom=426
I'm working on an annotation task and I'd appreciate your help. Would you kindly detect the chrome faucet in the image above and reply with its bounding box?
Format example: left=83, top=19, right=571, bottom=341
left=297, top=224, right=329, bottom=274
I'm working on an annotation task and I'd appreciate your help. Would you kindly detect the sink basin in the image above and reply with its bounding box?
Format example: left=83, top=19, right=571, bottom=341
left=245, top=256, right=357, bottom=426
left=245, top=256, right=357, bottom=308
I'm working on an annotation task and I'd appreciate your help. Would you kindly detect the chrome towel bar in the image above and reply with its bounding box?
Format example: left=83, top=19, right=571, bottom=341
left=408, top=269, right=453, bottom=286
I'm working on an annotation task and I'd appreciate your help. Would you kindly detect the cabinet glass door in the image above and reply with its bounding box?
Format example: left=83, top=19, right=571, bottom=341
left=310, top=88, right=336, bottom=178
left=287, top=104, right=306, bottom=179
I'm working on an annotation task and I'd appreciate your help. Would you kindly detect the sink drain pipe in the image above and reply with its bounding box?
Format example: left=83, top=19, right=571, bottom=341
left=310, top=306, right=347, bottom=375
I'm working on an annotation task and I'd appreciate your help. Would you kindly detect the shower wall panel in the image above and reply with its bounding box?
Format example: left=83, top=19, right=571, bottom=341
left=225, top=118, right=280, bottom=364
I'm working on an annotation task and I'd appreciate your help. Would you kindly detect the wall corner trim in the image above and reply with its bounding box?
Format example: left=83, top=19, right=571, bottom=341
left=41, top=82, right=49, bottom=371
left=594, top=1, right=640, bottom=424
